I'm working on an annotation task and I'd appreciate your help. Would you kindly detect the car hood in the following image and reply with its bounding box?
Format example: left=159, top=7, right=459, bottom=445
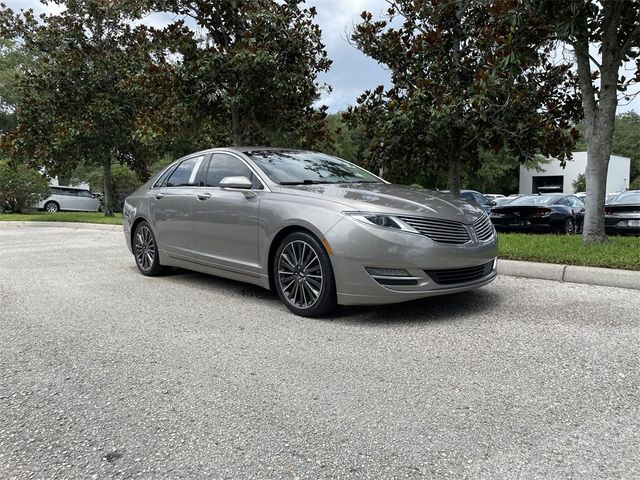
left=277, top=183, right=484, bottom=224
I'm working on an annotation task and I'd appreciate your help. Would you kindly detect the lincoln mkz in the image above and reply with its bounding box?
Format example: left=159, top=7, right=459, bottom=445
left=123, top=148, right=497, bottom=316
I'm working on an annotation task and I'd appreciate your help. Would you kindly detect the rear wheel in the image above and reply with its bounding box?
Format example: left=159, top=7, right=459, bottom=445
left=133, top=221, right=165, bottom=276
left=273, top=232, right=337, bottom=317
left=44, top=201, right=59, bottom=213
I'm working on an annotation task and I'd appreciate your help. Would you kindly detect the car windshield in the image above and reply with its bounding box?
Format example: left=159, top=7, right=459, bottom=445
left=612, top=191, right=640, bottom=204
left=508, top=195, right=560, bottom=206
left=245, top=150, right=381, bottom=185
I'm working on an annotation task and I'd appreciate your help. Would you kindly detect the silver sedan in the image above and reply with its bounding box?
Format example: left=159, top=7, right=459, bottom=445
left=123, top=148, right=497, bottom=316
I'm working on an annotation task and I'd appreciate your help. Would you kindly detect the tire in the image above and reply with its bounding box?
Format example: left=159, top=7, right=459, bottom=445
left=44, top=201, right=59, bottom=213
left=273, top=231, right=337, bottom=317
left=563, top=217, right=575, bottom=235
left=133, top=221, right=166, bottom=276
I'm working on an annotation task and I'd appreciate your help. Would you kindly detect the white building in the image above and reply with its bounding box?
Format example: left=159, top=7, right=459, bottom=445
left=519, top=151, right=631, bottom=195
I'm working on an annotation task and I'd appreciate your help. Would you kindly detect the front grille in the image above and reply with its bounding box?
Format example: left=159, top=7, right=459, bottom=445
left=425, top=261, right=493, bottom=285
left=397, top=215, right=470, bottom=244
left=474, top=215, right=494, bottom=241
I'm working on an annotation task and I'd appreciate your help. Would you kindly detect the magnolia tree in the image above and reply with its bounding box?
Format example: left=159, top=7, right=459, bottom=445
left=154, top=0, right=332, bottom=148
left=0, top=0, right=177, bottom=216
left=521, top=0, right=640, bottom=243
left=345, top=0, right=582, bottom=195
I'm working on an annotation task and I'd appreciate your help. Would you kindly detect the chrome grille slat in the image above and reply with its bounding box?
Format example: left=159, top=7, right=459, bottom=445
left=473, top=215, right=494, bottom=241
left=398, top=215, right=470, bottom=245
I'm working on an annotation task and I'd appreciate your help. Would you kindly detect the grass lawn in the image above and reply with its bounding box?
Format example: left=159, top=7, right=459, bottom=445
left=0, top=212, right=122, bottom=225
left=498, top=233, right=640, bottom=271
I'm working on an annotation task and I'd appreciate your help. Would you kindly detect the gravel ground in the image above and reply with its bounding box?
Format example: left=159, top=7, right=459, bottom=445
left=0, top=226, right=638, bottom=480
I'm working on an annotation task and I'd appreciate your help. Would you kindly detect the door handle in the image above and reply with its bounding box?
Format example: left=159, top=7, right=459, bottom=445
left=154, top=193, right=164, bottom=200
left=196, top=192, right=212, bottom=201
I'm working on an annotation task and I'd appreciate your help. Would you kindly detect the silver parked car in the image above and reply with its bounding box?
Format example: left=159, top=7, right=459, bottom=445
left=123, top=148, right=497, bottom=316
left=37, top=186, right=102, bottom=212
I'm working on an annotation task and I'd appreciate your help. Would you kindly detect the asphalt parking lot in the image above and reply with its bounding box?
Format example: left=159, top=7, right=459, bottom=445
left=1, top=225, right=638, bottom=479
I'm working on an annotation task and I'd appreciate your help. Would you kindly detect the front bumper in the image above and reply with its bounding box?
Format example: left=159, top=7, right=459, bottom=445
left=324, top=218, right=498, bottom=306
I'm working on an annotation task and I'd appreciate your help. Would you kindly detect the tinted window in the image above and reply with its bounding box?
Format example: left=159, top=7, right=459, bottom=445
left=60, top=188, right=78, bottom=196
left=205, top=154, right=262, bottom=189
left=77, top=190, right=94, bottom=198
left=166, top=156, right=204, bottom=187
left=568, top=197, right=584, bottom=208
left=509, top=195, right=561, bottom=206
left=154, top=164, right=178, bottom=188
left=613, top=191, right=640, bottom=204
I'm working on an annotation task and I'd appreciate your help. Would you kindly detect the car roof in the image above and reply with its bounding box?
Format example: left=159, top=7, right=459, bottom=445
left=51, top=185, right=90, bottom=190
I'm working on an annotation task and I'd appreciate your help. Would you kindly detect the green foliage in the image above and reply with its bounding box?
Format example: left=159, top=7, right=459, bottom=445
left=157, top=0, right=332, bottom=149
left=630, top=177, right=640, bottom=190
left=0, top=0, right=178, bottom=215
left=0, top=38, right=35, bottom=132
left=572, top=173, right=586, bottom=193
left=0, top=159, right=49, bottom=213
left=499, top=233, right=640, bottom=271
left=72, top=164, right=142, bottom=213
left=344, top=0, right=582, bottom=193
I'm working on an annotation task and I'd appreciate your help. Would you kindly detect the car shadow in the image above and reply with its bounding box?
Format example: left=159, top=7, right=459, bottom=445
left=134, top=266, right=501, bottom=325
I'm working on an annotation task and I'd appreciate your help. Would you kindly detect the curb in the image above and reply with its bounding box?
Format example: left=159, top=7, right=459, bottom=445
left=498, top=259, right=640, bottom=291
left=0, top=221, right=121, bottom=232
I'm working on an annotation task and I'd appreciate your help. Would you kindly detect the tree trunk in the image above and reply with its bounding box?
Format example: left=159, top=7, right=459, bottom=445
left=102, top=156, right=114, bottom=217
left=573, top=3, right=621, bottom=244
left=448, top=153, right=461, bottom=196
left=231, top=102, right=243, bottom=146
left=447, top=1, right=463, bottom=197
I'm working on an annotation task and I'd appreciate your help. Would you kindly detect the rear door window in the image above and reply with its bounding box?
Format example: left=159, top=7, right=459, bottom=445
left=165, top=156, right=204, bottom=187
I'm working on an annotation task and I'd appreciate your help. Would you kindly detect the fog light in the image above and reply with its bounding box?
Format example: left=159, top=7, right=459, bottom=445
left=365, top=267, right=410, bottom=277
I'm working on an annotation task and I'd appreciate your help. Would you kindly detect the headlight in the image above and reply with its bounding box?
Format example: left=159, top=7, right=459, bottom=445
left=343, top=212, right=418, bottom=233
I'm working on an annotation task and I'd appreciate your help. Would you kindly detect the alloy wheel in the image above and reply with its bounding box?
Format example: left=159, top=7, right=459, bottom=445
left=45, top=202, right=58, bottom=213
left=277, top=240, right=323, bottom=309
left=134, top=225, right=156, bottom=272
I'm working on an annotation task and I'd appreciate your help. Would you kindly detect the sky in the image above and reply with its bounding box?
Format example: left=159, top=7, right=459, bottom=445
left=4, top=0, right=638, bottom=114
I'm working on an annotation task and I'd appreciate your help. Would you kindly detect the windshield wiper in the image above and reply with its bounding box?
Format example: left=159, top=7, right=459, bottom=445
left=278, top=180, right=335, bottom=185
left=343, top=180, right=381, bottom=184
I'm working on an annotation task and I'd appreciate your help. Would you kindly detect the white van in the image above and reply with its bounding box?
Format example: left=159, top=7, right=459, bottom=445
left=37, top=186, right=102, bottom=212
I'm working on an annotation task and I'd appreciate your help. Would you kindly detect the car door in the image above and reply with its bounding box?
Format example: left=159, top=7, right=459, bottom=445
left=190, top=152, right=264, bottom=273
left=76, top=190, right=99, bottom=211
left=148, top=154, right=207, bottom=259
left=60, top=188, right=81, bottom=210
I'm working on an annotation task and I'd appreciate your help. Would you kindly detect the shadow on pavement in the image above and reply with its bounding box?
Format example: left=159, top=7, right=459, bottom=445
left=132, top=266, right=502, bottom=325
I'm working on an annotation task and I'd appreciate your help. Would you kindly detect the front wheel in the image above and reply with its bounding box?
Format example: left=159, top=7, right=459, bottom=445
left=273, top=232, right=337, bottom=317
left=133, top=221, right=166, bottom=276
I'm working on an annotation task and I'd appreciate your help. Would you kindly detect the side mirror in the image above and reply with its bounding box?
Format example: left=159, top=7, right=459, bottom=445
left=220, top=176, right=253, bottom=190
left=491, top=201, right=496, bottom=207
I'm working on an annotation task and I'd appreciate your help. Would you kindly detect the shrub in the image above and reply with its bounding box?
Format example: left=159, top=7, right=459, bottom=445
left=0, top=160, right=50, bottom=213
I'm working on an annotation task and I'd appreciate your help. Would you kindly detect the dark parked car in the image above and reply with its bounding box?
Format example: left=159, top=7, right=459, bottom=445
left=605, top=190, right=640, bottom=235
left=490, top=193, right=585, bottom=234
left=441, top=189, right=493, bottom=214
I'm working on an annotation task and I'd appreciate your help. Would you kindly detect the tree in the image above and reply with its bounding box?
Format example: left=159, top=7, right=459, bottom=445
left=0, top=0, right=177, bottom=216
left=345, top=0, right=582, bottom=195
left=572, top=173, right=587, bottom=193
left=524, top=1, right=640, bottom=243
left=155, top=0, right=332, bottom=148
left=0, top=39, right=35, bottom=133
left=0, top=159, right=49, bottom=213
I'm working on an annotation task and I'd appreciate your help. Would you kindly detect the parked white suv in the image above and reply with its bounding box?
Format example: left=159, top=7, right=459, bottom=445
left=37, top=186, right=102, bottom=212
